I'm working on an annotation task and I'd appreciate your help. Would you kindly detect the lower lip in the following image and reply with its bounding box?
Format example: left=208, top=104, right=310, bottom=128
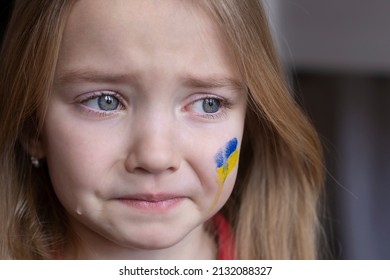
left=117, top=197, right=184, bottom=211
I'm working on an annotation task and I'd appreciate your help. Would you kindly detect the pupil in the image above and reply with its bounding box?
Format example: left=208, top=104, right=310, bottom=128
left=105, top=96, right=113, bottom=104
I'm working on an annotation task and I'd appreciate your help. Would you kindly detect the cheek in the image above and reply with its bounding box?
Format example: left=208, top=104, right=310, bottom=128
left=43, top=136, right=97, bottom=211
left=209, top=137, right=239, bottom=211
left=41, top=114, right=120, bottom=207
left=42, top=108, right=124, bottom=174
left=215, top=138, right=238, bottom=185
left=191, top=137, right=240, bottom=212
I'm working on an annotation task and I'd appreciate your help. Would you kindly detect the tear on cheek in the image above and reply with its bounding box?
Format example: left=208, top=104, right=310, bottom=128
left=209, top=137, right=238, bottom=211
left=76, top=206, right=83, bottom=216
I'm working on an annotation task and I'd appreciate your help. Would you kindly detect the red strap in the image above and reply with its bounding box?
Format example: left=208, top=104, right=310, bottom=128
left=214, top=213, right=234, bottom=260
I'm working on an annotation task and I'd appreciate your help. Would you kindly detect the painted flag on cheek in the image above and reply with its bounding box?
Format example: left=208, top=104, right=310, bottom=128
left=209, top=138, right=238, bottom=211
left=215, top=138, right=238, bottom=185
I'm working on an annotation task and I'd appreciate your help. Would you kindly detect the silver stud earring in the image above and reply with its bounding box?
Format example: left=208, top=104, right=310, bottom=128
left=30, top=156, right=40, bottom=168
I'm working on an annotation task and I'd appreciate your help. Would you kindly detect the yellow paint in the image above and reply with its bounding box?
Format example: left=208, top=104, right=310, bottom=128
left=209, top=148, right=238, bottom=211
left=216, top=149, right=238, bottom=185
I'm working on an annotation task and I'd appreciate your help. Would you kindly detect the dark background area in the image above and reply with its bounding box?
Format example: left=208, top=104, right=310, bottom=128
left=294, top=72, right=390, bottom=259
left=264, top=0, right=390, bottom=259
left=0, top=0, right=12, bottom=41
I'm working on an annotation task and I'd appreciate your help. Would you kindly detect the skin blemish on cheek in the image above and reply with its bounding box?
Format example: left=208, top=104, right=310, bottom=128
left=209, top=137, right=238, bottom=211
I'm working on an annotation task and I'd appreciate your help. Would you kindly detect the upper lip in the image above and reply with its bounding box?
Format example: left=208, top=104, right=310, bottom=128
left=117, top=193, right=184, bottom=202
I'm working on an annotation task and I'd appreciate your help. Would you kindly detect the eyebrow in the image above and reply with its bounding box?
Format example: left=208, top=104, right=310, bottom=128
left=182, top=75, right=245, bottom=93
left=54, top=70, right=140, bottom=86
left=55, top=69, right=245, bottom=92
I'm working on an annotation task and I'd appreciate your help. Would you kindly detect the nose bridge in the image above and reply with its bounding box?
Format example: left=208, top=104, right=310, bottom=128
left=140, top=110, right=175, bottom=149
left=126, top=106, right=180, bottom=174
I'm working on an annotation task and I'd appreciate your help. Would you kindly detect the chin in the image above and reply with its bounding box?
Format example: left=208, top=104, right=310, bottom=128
left=122, top=230, right=187, bottom=251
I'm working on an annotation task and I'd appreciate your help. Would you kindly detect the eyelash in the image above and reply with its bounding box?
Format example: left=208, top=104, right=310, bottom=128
left=77, top=92, right=232, bottom=120
left=185, top=95, right=232, bottom=120
left=77, top=91, right=125, bottom=117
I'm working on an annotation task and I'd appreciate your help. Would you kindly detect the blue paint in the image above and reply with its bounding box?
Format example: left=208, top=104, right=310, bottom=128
left=215, top=138, right=238, bottom=168
left=215, top=152, right=225, bottom=168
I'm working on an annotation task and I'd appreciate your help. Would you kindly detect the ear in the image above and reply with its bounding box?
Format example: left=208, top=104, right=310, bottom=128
left=20, top=135, right=46, bottom=159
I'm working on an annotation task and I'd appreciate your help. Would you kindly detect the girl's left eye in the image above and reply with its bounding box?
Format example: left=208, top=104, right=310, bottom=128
left=82, top=93, right=121, bottom=111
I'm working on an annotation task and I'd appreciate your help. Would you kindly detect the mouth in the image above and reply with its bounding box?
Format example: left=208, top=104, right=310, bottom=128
left=116, top=194, right=185, bottom=211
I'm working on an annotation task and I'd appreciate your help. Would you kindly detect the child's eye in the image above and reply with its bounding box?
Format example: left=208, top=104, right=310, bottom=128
left=191, top=97, right=222, bottom=114
left=82, top=92, right=122, bottom=111
left=184, top=95, right=232, bottom=120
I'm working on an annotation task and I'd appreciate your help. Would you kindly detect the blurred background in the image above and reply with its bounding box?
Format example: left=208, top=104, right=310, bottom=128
left=1, top=0, right=389, bottom=259
left=264, top=0, right=390, bottom=259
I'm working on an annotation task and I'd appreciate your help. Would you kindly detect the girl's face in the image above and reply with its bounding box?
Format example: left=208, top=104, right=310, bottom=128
left=41, top=0, right=246, bottom=258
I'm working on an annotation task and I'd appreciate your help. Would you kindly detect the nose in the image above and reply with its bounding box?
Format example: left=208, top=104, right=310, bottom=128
left=124, top=115, right=181, bottom=175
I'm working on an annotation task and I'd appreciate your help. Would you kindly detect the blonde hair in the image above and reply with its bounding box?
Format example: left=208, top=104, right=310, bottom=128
left=0, top=0, right=77, bottom=259
left=200, top=0, right=324, bottom=259
left=0, top=0, right=324, bottom=259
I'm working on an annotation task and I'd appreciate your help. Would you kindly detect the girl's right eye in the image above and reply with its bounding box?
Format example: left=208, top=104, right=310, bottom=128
left=81, top=92, right=123, bottom=112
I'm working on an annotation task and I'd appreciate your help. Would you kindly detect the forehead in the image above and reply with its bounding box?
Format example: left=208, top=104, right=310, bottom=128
left=65, top=0, right=208, bottom=44
left=55, top=0, right=239, bottom=83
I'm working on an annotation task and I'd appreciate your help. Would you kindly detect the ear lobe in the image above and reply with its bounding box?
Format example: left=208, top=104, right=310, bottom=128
left=20, top=135, right=46, bottom=159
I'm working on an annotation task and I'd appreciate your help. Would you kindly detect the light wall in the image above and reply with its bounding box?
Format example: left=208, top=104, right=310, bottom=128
left=265, top=0, right=390, bottom=73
